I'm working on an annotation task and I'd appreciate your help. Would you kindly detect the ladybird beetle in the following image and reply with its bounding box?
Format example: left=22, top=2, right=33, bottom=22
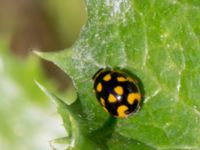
left=92, top=68, right=142, bottom=118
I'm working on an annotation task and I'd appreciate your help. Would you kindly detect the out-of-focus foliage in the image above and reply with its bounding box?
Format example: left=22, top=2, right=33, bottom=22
left=0, top=39, right=61, bottom=150
left=45, top=0, right=87, bottom=46
left=0, top=0, right=85, bottom=149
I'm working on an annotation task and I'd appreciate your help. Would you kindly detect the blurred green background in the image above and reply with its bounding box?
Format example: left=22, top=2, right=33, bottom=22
left=0, top=0, right=86, bottom=149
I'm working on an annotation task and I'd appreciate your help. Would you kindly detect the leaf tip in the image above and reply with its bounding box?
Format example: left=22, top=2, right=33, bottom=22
left=32, top=50, right=44, bottom=58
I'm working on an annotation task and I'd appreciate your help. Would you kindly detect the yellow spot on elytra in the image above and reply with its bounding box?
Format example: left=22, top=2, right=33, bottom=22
left=128, top=77, right=133, bottom=82
left=117, top=105, right=128, bottom=118
left=128, top=77, right=137, bottom=83
left=100, top=97, right=105, bottom=106
left=114, top=86, right=123, bottom=95
left=117, top=77, right=127, bottom=82
left=103, top=107, right=108, bottom=112
left=127, top=93, right=141, bottom=105
left=108, top=94, right=117, bottom=103
left=96, top=83, right=102, bottom=92
left=103, top=74, right=111, bottom=81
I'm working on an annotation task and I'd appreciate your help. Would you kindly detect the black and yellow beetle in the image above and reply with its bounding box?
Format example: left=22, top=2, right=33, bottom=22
left=92, top=68, right=142, bottom=118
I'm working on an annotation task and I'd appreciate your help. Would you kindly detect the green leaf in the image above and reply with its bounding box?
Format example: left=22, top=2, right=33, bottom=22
left=36, top=0, right=200, bottom=149
left=36, top=81, right=99, bottom=150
